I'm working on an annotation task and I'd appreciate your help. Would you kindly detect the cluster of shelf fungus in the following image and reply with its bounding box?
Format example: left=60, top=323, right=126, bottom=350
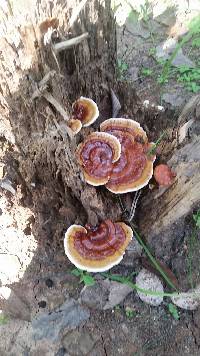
left=64, top=97, right=174, bottom=272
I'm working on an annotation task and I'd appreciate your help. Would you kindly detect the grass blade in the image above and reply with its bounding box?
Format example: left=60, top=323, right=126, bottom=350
left=130, top=223, right=178, bottom=291
left=101, top=272, right=179, bottom=297
left=147, top=131, right=166, bottom=156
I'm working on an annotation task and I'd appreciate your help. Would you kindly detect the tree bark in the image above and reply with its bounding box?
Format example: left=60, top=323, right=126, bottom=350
left=138, top=97, right=200, bottom=258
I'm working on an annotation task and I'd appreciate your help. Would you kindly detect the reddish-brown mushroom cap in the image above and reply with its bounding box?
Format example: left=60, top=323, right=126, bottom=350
left=100, top=118, right=154, bottom=193
left=68, top=118, right=82, bottom=134
left=72, top=97, right=99, bottom=127
left=100, top=118, right=148, bottom=144
left=154, top=164, right=176, bottom=187
left=64, top=220, right=133, bottom=272
left=76, top=132, right=121, bottom=186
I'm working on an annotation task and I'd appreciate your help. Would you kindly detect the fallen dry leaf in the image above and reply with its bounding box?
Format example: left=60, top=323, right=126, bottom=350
left=141, top=257, right=179, bottom=289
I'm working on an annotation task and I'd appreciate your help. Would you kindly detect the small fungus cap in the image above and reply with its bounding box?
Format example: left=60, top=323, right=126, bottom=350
left=64, top=220, right=133, bottom=272
left=72, top=97, right=99, bottom=127
left=68, top=118, right=82, bottom=134
left=100, top=118, right=154, bottom=193
left=76, top=132, right=121, bottom=186
left=154, top=164, right=176, bottom=187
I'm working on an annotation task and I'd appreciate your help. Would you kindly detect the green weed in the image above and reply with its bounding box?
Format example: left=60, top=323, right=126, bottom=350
left=186, top=209, right=200, bottom=289
left=193, top=209, right=200, bottom=228
left=168, top=303, right=179, bottom=320
left=147, top=131, right=166, bottom=156
left=0, top=314, right=9, bottom=325
left=114, top=305, right=121, bottom=311
left=130, top=224, right=178, bottom=291
left=148, top=47, right=156, bottom=56
left=139, top=0, right=152, bottom=23
left=140, top=0, right=155, bottom=45
left=71, top=268, right=95, bottom=286
left=158, top=15, right=200, bottom=86
left=192, top=38, right=200, bottom=48
left=176, top=65, right=200, bottom=93
left=125, top=306, right=136, bottom=319
left=186, top=230, right=198, bottom=289
left=117, top=59, right=128, bottom=80
left=101, top=271, right=179, bottom=297
left=141, top=67, right=153, bottom=77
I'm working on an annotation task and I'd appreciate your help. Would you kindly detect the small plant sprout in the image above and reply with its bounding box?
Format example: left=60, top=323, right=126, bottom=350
left=141, top=67, right=153, bottom=77
left=125, top=306, right=136, bottom=319
left=193, top=210, right=200, bottom=228
left=192, top=38, right=200, bottom=48
left=168, top=303, right=180, bottom=320
left=114, top=305, right=121, bottom=311
left=71, top=268, right=95, bottom=286
left=0, top=313, right=9, bottom=325
left=117, top=59, right=128, bottom=80
left=148, top=47, right=156, bottom=56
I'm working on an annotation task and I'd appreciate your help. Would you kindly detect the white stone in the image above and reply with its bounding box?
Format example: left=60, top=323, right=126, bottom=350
left=171, top=284, right=200, bottom=310
left=136, top=269, right=164, bottom=306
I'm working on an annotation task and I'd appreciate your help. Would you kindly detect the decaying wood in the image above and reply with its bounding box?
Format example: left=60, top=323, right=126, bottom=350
left=0, top=0, right=120, bottom=227
left=139, top=136, right=200, bottom=246
left=178, top=94, right=200, bottom=125
left=138, top=93, right=200, bottom=253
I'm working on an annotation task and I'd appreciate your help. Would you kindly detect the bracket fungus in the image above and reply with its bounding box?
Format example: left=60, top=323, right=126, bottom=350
left=100, top=118, right=155, bottom=193
left=64, top=220, right=133, bottom=272
left=72, top=97, right=99, bottom=127
left=76, top=132, right=121, bottom=186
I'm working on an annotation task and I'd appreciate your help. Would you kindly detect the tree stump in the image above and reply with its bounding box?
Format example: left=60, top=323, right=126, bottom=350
left=1, top=0, right=200, bottom=263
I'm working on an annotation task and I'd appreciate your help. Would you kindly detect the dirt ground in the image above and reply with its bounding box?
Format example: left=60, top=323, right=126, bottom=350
left=1, top=1, right=200, bottom=355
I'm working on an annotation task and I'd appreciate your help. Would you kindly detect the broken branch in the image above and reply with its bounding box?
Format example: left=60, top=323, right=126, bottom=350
left=53, top=32, right=89, bottom=53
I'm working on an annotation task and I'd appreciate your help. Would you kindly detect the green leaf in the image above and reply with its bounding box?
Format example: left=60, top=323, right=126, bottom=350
left=141, top=68, right=153, bottom=76
left=71, top=268, right=81, bottom=277
left=168, top=303, right=180, bottom=320
left=83, top=274, right=95, bottom=286
left=125, top=307, right=136, bottom=319
left=0, top=314, right=9, bottom=325
left=121, top=62, right=128, bottom=71
left=193, top=210, right=200, bottom=228
left=192, top=38, right=200, bottom=48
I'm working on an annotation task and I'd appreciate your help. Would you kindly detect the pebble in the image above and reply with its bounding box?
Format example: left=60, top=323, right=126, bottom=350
left=136, top=269, right=164, bottom=306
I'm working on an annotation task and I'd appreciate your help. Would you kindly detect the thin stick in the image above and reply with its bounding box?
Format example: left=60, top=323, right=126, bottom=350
left=31, top=71, right=56, bottom=100
left=54, top=32, right=89, bottom=53
left=129, top=190, right=141, bottom=222
left=43, top=93, right=73, bottom=138
left=43, top=92, right=69, bottom=121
